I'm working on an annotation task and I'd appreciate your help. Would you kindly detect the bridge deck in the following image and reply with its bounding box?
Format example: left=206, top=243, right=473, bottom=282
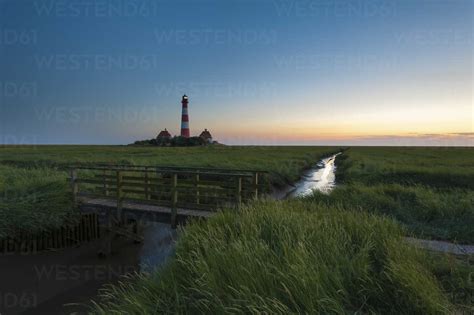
left=78, top=196, right=214, bottom=225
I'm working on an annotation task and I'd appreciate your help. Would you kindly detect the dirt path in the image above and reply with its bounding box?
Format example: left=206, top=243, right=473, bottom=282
left=405, top=237, right=474, bottom=255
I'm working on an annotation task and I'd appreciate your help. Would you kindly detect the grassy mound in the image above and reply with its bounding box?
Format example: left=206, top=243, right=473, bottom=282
left=426, top=252, right=474, bottom=313
left=93, top=200, right=450, bottom=314
left=308, top=184, right=474, bottom=243
left=337, top=147, right=474, bottom=189
left=325, top=147, right=474, bottom=243
left=0, top=165, right=75, bottom=238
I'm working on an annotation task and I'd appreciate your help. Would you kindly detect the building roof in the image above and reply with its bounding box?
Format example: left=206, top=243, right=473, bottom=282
left=199, top=129, right=212, bottom=139
left=157, top=129, right=172, bottom=138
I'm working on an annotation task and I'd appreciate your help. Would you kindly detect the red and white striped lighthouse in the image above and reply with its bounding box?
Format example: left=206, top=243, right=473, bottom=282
left=180, top=94, right=190, bottom=138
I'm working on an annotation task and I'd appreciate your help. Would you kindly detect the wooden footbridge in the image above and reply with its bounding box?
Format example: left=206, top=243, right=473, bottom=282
left=69, top=164, right=267, bottom=255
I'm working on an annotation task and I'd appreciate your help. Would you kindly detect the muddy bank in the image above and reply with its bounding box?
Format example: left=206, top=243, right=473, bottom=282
left=0, top=222, right=176, bottom=314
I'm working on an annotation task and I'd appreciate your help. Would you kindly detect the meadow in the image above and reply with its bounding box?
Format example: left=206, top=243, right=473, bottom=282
left=310, top=147, right=474, bottom=243
left=94, top=201, right=453, bottom=314
left=90, top=146, right=472, bottom=314
left=1, top=145, right=472, bottom=313
left=0, top=145, right=338, bottom=238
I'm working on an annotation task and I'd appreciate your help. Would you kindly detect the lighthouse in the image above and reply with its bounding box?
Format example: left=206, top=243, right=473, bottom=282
left=180, top=94, right=190, bottom=138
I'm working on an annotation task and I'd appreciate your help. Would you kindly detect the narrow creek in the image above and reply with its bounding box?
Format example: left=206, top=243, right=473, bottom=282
left=274, top=152, right=341, bottom=199
left=0, top=153, right=341, bottom=314
left=286, top=153, right=341, bottom=197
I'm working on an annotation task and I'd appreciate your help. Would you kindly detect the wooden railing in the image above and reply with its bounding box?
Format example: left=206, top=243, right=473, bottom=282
left=69, top=165, right=268, bottom=226
left=1, top=213, right=99, bottom=255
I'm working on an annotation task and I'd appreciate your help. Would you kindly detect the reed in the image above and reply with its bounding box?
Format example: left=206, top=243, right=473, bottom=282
left=311, top=147, right=474, bottom=243
left=93, top=200, right=451, bottom=314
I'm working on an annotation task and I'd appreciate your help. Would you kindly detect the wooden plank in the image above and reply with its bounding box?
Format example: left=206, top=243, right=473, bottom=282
left=122, top=188, right=147, bottom=195
left=94, top=174, right=115, bottom=180
left=79, top=216, right=84, bottom=242
left=71, top=169, right=78, bottom=205
left=177, top=179, right=235, bottom=188
left=123, top=175, right=170, bottom=183
left=176, top=186, right=234, bottom=194
left=117, top=170, right=123, bottom=224
left=121, top=182, right=157, bottom=189
left=75, top=164, right=267, bottom=174
left=80, top=196, right=217, bottom=215
left=171, top=173, right=178, bottom=229
left=236, top=177, right=242, bottom=208
left=144, top=169, right=150, bottom=200
left=103, top=170, right=110, bottom=196
left=75, top=166, right=255, bottom=177
left=195, top=173, right=200, bottom=205
left=76, top=178, right=116, bottom=186
left=96, top=213, right=100, bottom=239
left=253, top=172, right=259, bottom=199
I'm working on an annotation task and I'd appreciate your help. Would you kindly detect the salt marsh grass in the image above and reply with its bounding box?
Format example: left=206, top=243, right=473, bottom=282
left=93, top=201, right=451, bottom=314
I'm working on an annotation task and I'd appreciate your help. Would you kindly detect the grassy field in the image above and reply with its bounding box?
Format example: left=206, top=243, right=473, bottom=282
left=1, top=145, right=472, bottom=313
left=309, top=147, right=474, bottom=243
left=90, top=146, right=472, bottom=314
left=0, top=145, right=338, bottom=238
left=93, top=201, right=454, bottom=314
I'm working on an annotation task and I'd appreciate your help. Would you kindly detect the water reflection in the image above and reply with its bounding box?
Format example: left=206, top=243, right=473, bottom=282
left=286, top=153, right=340, bottom=198
left=138, top=222, right=178, bottom=272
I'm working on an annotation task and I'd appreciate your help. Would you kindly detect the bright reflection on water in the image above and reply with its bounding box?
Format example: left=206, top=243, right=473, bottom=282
left=286, top=153, right=340, bottom=198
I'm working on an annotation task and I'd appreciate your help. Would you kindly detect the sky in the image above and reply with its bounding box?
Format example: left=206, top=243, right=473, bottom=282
left=0, top=0, right=472, bottom=146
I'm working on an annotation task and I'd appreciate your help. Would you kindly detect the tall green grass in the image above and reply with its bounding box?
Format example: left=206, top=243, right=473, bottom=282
left=318, top=147, right=474, bottom=243
left=426, top=252, right=474, bottom=314
left=338, top=147, right=474, bottom=189
left=308, top=184, right=474, bottom=243
left=0, top=165, right=76, bottom=238
left=93, top=200, right=451, bottom=314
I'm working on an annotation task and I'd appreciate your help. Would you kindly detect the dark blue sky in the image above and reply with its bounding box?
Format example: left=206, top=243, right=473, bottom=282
left=1, top=0, right=472, bottom=145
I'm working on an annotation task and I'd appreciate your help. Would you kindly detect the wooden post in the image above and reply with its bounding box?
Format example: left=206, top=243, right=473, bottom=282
left=195, top=173, right=200, bottom=205
left=103, top=169, right=109, bottom=196
left=116, top=170, right=123, bottom=225
left=252, top=172, right=259, bottom=199
left=99, top=208, right=112, bottom=257
left=144, top=167, right=150, bottom=200
left=236, top=176, right=242, bottom=208
left=132, top=219, right=142, bottom=243
left=171, top=173, right=178, bottom=229
left=70, top=169, right=78, bottom=205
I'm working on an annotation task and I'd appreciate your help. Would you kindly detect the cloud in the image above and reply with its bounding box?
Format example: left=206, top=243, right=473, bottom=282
left=347, top=132, right=473, bottom=146
left=449, top=132, right=474, bottom=136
